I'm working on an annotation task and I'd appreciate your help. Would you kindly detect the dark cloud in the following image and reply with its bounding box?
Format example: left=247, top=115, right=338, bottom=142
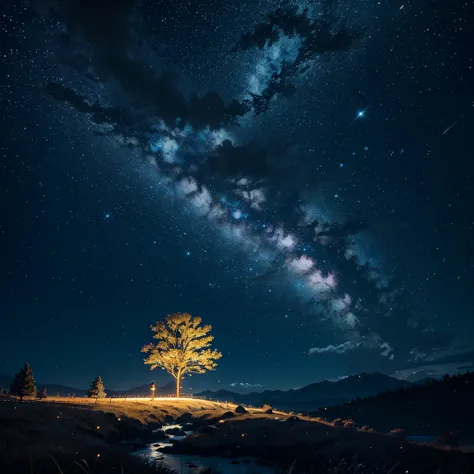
left=423, top=350, right=474, bottom=367
left=31, top=0, right=250, bottom=129
left=45, top=82, right=146, bottom=133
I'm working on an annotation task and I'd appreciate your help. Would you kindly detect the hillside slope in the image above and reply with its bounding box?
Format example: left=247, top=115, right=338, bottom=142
left=313, top=371, right=474, bottom=441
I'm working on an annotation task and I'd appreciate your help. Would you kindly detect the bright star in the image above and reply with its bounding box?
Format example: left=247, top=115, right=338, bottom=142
left=186, top=251, right=191, bottom=256
left=105, top=213, right=111, bottom=219
left=350, top=105, right=370, bottom=126
left=339, top=163, right=344, bottom=168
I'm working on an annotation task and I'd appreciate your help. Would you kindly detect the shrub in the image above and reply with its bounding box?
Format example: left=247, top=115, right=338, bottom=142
left=388, top=428, right=406, bottom=439
left=343, top=419, right=357, bottom=429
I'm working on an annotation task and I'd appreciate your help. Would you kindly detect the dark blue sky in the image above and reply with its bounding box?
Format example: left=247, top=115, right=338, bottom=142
left=1, top=0, right=473, bottom=391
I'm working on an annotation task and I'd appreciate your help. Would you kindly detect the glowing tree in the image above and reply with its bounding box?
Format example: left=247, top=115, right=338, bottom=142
left=88, top=376, right=106, bottom=403
left=10, top=363, right=37, bottom=401
left=142, top=313, right=222, bottom=397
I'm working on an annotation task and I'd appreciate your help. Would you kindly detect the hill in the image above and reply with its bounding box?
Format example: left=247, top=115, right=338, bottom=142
left=313, top=371, right=474, bottom=442
left=197, top=372, right=411, bottom=411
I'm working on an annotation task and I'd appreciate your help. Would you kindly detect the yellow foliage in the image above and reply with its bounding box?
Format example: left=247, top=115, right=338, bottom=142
left=142, top=313, right=222, bottom=397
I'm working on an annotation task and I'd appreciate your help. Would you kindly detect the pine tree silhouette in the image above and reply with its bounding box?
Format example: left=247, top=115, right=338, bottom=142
left=88, top=376, right=106, bottom=403
left=10, top=363, right=37, bottom=401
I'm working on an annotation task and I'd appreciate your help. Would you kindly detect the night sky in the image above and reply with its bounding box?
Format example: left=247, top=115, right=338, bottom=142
left=1, top=0, right=473, bottom=392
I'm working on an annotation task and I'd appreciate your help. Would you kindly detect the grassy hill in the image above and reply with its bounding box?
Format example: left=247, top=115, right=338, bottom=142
left=0, top=396, right=236, bottom=474
left=313, top=371, right=474, bottom=441
left=1, top=395, right=474, bottom=473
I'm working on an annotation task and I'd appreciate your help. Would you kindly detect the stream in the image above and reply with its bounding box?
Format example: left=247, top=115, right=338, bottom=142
left=133, top=423, right=275, bottom=474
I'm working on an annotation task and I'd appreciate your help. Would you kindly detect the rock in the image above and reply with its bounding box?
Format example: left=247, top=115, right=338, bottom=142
left=151, top=429, right=167, bottom=441
left=285, top=416, right=301, bottom=423
left=235, top=405, right=248, bottom=414
left=165, top=427, right=187, bottom=437
left=220, top=411, right=235, bottom=419
left=388, top=428, right=406, bottom=439
left=331, top=418, right=344, bottom=427
left=164, top=414, right=174, bottom=424
left=198, top=425, right=218, bottom=436
left=264, top=408, right=273, bottom=414
left=176, top=412, right=193, bottom=423
left=183, top=422, right=196, bottom=431
left=147, top=421, right=163, bottom=431
left=149, top=413, right=159, bottom=420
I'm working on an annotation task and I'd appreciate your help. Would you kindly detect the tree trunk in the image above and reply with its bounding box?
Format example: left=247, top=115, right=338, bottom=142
left=176, top=374, right=181, bottom=398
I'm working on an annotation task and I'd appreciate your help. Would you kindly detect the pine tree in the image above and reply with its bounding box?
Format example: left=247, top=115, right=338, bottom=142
left=37, top=387, right=47, bottom=399
left=10, top=363, right=37, bottom=401
left=88, top=376, right=106, bottom=403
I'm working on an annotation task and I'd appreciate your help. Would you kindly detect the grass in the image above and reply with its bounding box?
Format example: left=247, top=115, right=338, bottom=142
left=2, top=397, right=474, bottom=474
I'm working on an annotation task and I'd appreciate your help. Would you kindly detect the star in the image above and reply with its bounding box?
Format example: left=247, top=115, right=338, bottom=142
left=339, top=163, right=344, bottom=168
left=349, top=105, right=370, bottom=126
left=186, top=251, right=191, bottom=256
left=104, top=213, right=111, bottom=219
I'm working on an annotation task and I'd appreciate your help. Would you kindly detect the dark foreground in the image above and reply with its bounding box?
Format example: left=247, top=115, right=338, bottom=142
left=1, top=397, right=473, bottom=474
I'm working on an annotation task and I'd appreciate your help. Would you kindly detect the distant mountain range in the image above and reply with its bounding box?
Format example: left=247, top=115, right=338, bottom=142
left=0, top=371, right=418, bottom=410
left=0, top=373, right=175, bottom=397
left=196, top=373, right=413, bottom=412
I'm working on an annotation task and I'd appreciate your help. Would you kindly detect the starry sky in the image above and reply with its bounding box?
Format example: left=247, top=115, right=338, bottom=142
left=1, top=0, right=473, bottom=392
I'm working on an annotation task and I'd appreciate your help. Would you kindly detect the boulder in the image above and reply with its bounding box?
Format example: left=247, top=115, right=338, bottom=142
left=264, top=408, right=273, bottom=414
left=331, top=418, right=344, bottom=427
left=198, top=425, right=218, bottom=436
left=220, top=411, right=235, bottom=419
left=285, top=416, right=301, bottom=423
left=164, top=414, right=175, bottom=424
left=151, top=429, right=167, bottom=441
left=176, top=412, right=193, bottom=423
left=147, top=421, right=163, bottom=431
left=235, top=405, right=248, bottom=414
left=165, top=427, right=187, bottom=437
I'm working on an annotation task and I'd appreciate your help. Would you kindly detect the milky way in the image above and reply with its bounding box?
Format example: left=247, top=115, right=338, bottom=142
left=9, top=0, right=472, bottom=384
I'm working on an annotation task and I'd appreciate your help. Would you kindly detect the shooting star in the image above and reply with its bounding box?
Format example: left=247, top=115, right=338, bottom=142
left=442, top=119, right=459, bottom=136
